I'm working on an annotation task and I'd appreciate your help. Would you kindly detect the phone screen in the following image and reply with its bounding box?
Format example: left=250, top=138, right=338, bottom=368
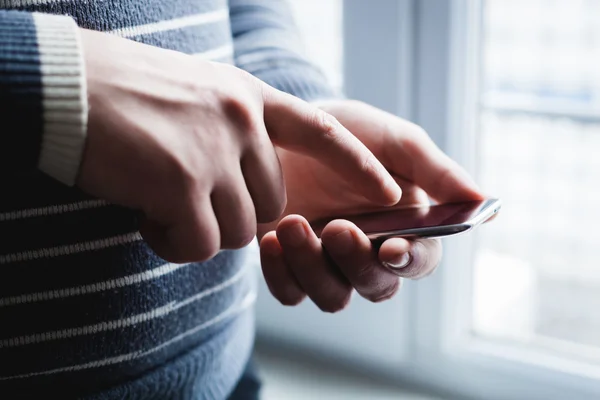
left=310, top=199, right=497, bottom=236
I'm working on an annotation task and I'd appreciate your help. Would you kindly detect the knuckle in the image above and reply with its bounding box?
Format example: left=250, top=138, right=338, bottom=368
left=360, top=153, right=380, bottom=181
left=401, top=136, right=420, bottom=157
left=222, top=226, right=257, bottom=250
left=402, top=125, right=429, bottom=151
left=165, top=153, right=203, bottom=198
left=221, top=95, right=258, bottom=135
left=312, top=109, right=341, bottom=140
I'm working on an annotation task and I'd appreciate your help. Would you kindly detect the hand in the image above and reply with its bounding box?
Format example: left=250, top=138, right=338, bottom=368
left=259, top=100, right=484, bottom=312
left=77, top=32, right=401, bottom=263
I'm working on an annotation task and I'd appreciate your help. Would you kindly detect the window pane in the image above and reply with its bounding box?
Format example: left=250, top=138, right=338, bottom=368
left=473, top=0, right=600, bottom=361
left=289, top=0, right=344, bottom=91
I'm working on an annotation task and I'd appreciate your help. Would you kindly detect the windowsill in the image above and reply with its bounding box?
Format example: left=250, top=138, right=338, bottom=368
left=253, top=344, right=447, bottom=400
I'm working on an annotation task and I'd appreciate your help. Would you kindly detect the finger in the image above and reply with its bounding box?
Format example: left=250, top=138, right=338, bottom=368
left=141, top=198, right=220, bottom=263
left=355, top=105, right=483, bottom=202
left=276, top=215, right=353, bottom=313
left=211, top=171, right=257, bottom=249
left=391, top=174, right=429, bottom=206
left=260, top=231, right=306, bottom=306
left=391, top=127, right=483, bottom=203
left=262, top=86, right=401, bottom=207
left=379, top=238, right=442, bottom=279
left=321, top=220, right=401, bottom=303
left=241, top=122, right=287, bottom=223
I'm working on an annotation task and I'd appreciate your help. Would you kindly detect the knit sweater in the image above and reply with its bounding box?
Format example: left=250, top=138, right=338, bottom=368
left=0, top=0, right=335, bottom=398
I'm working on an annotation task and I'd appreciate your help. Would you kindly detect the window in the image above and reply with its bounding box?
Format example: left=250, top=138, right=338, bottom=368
left=256, top=1, right=600, bottom=399
left=288, top=0, right=344, bottom=92
left=473, top=0, right=600, bottom=362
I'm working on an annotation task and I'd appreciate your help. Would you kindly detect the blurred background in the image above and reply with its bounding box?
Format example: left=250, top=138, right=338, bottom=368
left=253, top=0, right=600, bottom=399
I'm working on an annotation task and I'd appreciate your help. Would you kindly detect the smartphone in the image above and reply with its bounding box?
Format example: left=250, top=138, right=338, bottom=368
left=310, top=198, right=501, bottom=241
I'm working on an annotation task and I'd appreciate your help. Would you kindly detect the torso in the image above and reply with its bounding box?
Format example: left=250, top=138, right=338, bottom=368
left=0, top=1, right=256, bottom=397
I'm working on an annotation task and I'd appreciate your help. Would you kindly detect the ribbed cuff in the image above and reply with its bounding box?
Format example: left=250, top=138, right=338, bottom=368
left=33, top=13, right=88, bottom=186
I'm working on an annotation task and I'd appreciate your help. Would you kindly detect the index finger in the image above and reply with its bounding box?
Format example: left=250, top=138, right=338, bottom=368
left=392, top=126, right=484, bottom=203
left=262, top=86, right=402, bottom=207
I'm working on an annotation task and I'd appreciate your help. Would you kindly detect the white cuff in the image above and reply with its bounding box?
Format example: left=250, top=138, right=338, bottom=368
left=33, top=13, right=88, bottom=186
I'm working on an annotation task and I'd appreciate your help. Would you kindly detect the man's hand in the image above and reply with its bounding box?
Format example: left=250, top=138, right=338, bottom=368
left=259, top=100, right=485, bottom=312
left=76, top=31, right=401, bottom=263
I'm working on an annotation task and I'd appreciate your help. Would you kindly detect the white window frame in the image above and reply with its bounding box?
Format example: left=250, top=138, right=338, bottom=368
left=257, top=1, right=600, bottom=398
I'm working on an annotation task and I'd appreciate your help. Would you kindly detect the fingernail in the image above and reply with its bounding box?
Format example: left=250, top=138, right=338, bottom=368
left=280, top=223, right=306, bottom=248
left=383, top=252, right=412, bottom=270
left=327, top=230, right=354, bottom=256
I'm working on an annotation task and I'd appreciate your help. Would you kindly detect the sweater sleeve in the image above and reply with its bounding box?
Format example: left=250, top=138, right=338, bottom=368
left=0, top=10, right=87, bottom=186
left=228, top=0, right=339, bottom=102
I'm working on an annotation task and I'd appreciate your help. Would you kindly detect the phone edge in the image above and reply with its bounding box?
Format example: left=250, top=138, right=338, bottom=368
left=366, top=198, right=502, bottom=240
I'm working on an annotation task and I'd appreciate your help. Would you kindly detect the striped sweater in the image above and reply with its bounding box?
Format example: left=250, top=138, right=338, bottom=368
left=0, top=0, right=335, bottom=398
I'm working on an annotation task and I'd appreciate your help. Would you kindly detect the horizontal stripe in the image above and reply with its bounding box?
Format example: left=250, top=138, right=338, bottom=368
left=0, top=265, right=246, bottom=348
left=234, top=48, right=302, bottom=67
left=1, top=0, right=222, bottom=9
left=0, top=0, right=46, bottom=8
left=193, top=43, right=234, bottom=60
left=238, top=56, right=318, bottom=76
left=0, top=251, right=247, bottom=339
left=5, top=0, right=226, bottom=35
left=127, top=20, right=231, bottom=55
left=0, top=262, right=190, bottom=308
left=0, top=254, right=247, bottom=340
left=0, top=241, right=167, bottom=299
left=235, top=52, right=275, bottom=67
left=0, top=204, right=139, bottom=254
left=0, top=290, right=256, bottom=380
left=0, top=0, right=64, bottom=6
left=0, top=269, right=251, bottom=376
left=0, top=232, right=142, bottom=264
left=0, top=200, right=108, bottom=221
left=109, top=9, right=228, bottom=38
